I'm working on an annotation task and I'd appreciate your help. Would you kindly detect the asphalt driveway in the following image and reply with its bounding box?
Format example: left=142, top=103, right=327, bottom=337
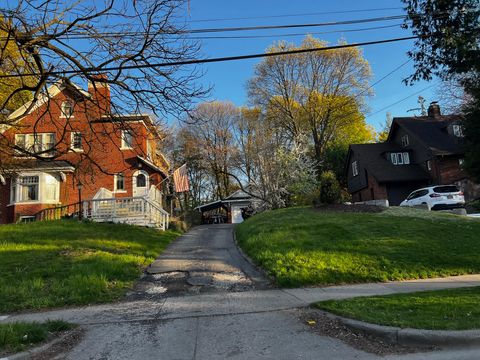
left=129, top=224, right=270, bottom=298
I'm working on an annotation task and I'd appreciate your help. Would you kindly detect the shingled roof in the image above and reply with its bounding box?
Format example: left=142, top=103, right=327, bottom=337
left=390, top=115, right=464, bottom=156
left=349, top=143, right=430, bottom=183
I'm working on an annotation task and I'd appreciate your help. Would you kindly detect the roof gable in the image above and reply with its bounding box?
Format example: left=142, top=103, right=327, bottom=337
left=389, top=115, right=464, bottom=155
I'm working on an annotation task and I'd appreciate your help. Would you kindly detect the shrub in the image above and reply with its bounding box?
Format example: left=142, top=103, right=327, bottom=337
left=319, top=171, right=342, bottom=204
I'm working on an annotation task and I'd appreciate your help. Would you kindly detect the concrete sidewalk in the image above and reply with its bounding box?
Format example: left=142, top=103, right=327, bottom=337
left=2, top=274, right=479, bottom=326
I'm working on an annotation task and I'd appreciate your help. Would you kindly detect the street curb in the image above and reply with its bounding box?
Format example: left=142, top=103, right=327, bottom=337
left=0, top=330, right=74, bottom=360
left=316, top=309, right=480, bottom=347
left=231, top=226, right=275, bottom=286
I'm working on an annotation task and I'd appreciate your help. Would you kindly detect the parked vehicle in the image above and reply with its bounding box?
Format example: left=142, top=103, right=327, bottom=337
left=400, top=185, right=465, bottom=210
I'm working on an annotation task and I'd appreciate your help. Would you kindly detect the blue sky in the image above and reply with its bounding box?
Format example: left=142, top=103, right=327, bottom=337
left=180, top=0, right=441, bottom=131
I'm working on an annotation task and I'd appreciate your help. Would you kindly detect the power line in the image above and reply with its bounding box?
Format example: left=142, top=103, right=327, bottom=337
left=3, top=15, right=407, bottom=41
left=370, top=85, right=435, bottom=116
left=0, top=35, right=418, bottom=79
left=186, top=7, right=404, bottom=23
left=186, top=24, right=404, bottom=40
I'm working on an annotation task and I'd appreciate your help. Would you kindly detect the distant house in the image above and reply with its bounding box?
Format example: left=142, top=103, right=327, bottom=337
left=195, top=189, right=256, bottom=224
left=346, top=102, right=479, bottom=206
left=0, top=76, right=170, bottom=227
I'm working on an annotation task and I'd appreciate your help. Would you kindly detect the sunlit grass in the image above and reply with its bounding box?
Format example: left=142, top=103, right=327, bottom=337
left=0, top=320, right=74, bottom=354
left=0, top=220, right=180, bottom=313
left=236, top=207, right=480, bottom=287
left=316, top=287, right=480, bottom=330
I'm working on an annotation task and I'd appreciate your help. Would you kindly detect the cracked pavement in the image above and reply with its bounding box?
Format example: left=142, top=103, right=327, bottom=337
left=4, top=225, right=480, bottom=359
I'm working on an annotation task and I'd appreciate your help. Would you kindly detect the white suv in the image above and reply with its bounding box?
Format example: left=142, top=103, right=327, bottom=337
left=400, top=185, right=465, bottom=211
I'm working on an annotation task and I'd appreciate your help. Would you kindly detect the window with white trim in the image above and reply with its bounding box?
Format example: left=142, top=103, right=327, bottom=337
left=453, top=124, right=464, bottom=137
left=18, top=176, right=39, bottom=201
left=427, top=160, right=432, bottom=171
left=401, top=134, right=409, bottom=147
left=390, top=152, right=410, bottom=165
left=352, top=161, right=358, bottom=177
left=114, top=173, right=125, bottom=191
left=15, top=133, right=56, bottom=156
left=61, top=101, right=74, bottom=118
left=71, top=132, right=83, bottom=151
left=121, top=130, right=133, bottom=149
left=459, top=158, right=465, bottom=167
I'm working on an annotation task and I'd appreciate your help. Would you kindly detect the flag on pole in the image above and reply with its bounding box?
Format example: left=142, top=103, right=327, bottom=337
left=173, top=163, right=190, bottom=193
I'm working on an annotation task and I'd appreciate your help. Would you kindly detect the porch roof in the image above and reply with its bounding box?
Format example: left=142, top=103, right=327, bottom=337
left=3, top=160, right=75, bottom=173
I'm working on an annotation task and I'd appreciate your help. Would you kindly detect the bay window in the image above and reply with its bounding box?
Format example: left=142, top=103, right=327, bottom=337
left=10, top=173, right=60, bottom=204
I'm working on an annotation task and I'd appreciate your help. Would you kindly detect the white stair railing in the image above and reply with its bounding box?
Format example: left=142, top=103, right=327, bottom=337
left=83, top=195, right=169, bottom=230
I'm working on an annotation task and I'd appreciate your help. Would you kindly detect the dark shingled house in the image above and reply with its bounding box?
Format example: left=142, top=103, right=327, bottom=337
left=346, top=102, right=479, bottom=206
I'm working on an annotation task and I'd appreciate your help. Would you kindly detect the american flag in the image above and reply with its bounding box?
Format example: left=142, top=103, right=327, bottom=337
left=173, top=163, right=190, bottom=193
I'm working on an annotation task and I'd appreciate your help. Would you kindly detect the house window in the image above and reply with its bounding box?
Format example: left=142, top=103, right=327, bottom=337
left=427, top=160, right=432, bottom=171
left=136, top=173, right=146, bottom=187
left=61, top=101, right=74, bottom=118
left=114, top=173, right=125, bottom=191
left=401, top=134, right=409, bottom=147
left=352, top=161, right=358, bottom=177
left=71, top=132, right=83, bottom=151
left=18, top=176, right=39, bottom=201
left=15, top=133, right=55, bottom=156
left=391, top=152, right=410, bottom=165
left=453, top=124, right=464, bottom=137
left=121, top=130, right=133, bottom=149
left=459, top=158, right=465, bottom=167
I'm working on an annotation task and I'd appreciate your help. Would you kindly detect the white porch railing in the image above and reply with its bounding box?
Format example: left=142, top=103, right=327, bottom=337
left=83, top=195, right=169, bottom=230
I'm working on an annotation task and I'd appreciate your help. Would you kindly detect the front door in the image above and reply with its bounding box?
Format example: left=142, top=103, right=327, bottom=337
left=133, top=170, right=149, bottom=197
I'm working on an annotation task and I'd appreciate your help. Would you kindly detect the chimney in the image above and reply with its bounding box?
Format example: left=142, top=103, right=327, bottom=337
left=88, top=74, right=111, bottom=116
left=427, top=101, right=441, bottom=118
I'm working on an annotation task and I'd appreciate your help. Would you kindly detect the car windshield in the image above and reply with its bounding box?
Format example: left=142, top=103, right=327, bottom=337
left=433, top=186, right=459, bottom=193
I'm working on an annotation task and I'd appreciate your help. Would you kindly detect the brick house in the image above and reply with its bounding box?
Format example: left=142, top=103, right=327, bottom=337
left=0, top=77, right=169, bottom=224
left=346, top=102, right=479, bottom=206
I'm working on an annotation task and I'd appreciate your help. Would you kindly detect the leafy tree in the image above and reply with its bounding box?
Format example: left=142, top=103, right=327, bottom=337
left=248, top=36, right=372, bottom=173
left=402, top=0, right=480, bottom=180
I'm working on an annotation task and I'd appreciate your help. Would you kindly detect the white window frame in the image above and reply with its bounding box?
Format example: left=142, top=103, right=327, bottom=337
left=391, top=153, right=398, bottom=165
left=60, top=101, right=74, bottom=118
left=70, top=132, right=83, bottom=151
left=427, top=160, right=432, bottom=171
left=459, top=158, right=465, bottom=167
left=402, top=152, right=410, bottom=165
left=14, top=133, right=56, bottom=157
left=401, top=134, right=409, bottom=147
left=114, top=173, right=126, bottom=193
left=453, top=124, right=464, bottom=137
left=9, top=172, right=60, bottom=205
left=352, top=161, right=358, bottom=177
left=121, top=130, right=133, bottom=150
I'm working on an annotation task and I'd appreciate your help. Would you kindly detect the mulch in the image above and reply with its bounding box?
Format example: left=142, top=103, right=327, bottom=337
left=298, top=308, right=436, bottom=356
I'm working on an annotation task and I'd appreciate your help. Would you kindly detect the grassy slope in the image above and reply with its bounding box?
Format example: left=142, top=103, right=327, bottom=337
left=316, top=287, right=480, bottom=330
left=0, top=320, right=73, bottom=355
left=236, top=207, right=480, bottom=287
left=0, top=220, right=180, bottom=313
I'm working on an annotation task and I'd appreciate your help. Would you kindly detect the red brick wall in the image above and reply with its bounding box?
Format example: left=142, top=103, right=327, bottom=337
left=1, top=83, right=167, bottom=223
left=435, top=156, right=467, bottom=184
left=352, top=174, right=388, bottom=202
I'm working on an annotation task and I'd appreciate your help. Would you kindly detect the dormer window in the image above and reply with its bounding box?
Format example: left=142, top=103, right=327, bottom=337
left=391, top=152, right=410, bottom=165
left=61, top=101, right=74, bottom=118
left=453, top=124, right=464, bottom=137
left=352, top=161, right=358, bottom=177
left=401, top=134, right=409, bottom=147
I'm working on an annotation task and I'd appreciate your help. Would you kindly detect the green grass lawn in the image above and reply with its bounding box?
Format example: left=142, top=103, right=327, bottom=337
left=0, top=220, right=180, bottom=313
left=0, top=320, right=73, bottom=355
left=315, top=287, right=480, bottom=330
left=236, top=207, right=480, bottom=287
